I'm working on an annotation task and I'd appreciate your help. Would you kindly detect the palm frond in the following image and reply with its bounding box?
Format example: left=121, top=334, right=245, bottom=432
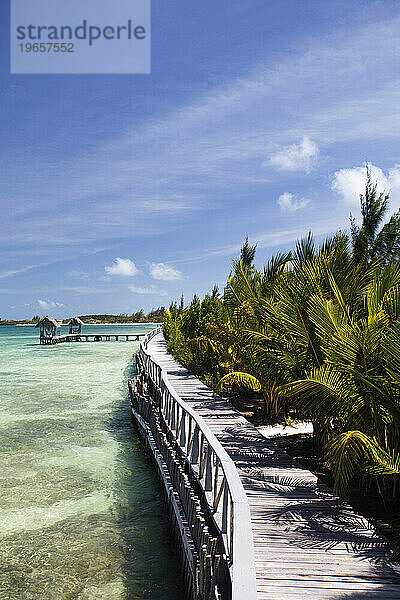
left=216, top=372, right=261, bottom=394
left=325, top=431, right=384, bottom=495
left=282, top=364, right=360, bottom=418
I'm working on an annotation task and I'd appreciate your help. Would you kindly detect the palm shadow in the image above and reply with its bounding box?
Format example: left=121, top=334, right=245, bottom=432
left=225, top=425, right=400, bottom=596
left=149, top=339, right=400, bottom=597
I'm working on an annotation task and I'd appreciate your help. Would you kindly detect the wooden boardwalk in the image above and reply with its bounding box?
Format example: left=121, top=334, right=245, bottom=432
left=147, top=333, right=400, bottom=599
left=44, top=333, right=144, bottom=345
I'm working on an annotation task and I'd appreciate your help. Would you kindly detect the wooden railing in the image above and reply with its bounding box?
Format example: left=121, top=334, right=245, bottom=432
left=142, top=325, right=162, bottom=349
left=133, top=329, right=257, bottom=600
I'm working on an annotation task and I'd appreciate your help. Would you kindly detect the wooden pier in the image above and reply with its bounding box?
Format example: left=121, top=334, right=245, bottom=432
left=48, top=332, right=146, bottom=345
left=131, top=330, right=400, bottom=600
left=36, top=315, right=161, bottom=344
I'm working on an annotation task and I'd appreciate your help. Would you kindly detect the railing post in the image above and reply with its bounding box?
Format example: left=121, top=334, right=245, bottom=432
left=179, top=412, right=186, bottom=447
left=222, top=484, right=229, bottom=534
left=191, top=425, right=200, bottom=464
left=204, top=445, right=213, bottom=491
left=171, top=400, right=176, bottom=430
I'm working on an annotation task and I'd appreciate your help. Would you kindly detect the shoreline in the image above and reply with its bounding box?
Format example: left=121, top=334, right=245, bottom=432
left=1, top=322, right=162, bottom=327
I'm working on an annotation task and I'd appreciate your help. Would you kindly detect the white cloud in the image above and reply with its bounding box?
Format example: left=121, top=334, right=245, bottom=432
left=105, top=257, right=138, bottom=277
left=129, top=285, right=167, bottom=296
left=269, top=137, right=319, bottom=172
left=149, top=262, right=183, bottom=281
left=331, top=163, right=400, bottom=208
left=277, top=192, right=310, bottom=213
left=38, top=300, right=64, bottom=310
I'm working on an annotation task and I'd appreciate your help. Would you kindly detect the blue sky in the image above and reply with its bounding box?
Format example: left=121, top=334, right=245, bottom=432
left=2, top=0, right=400, bottom=319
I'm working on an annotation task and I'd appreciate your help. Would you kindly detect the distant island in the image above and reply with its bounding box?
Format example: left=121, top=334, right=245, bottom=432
left=0, top=307, right=165, bottom=326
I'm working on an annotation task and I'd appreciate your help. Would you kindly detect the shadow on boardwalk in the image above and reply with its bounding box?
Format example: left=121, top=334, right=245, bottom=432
left=220, top=423, right=400, bottom=599
left=148, top=334, right=400, bottom=599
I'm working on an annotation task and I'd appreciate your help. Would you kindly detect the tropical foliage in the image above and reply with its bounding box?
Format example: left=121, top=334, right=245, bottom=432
left=76, top=308, right=166, bottom=323
left=164, top=167, right=400, bottom=550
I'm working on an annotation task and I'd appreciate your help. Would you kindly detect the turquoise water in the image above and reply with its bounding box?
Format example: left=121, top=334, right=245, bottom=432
left=0, top=325, right=182, bottom=600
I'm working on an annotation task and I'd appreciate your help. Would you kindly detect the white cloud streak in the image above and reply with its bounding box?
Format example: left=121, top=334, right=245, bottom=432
left=173, top=222, right=337, bottom=265
left=129, top=285, right=167, bottom=296
left=38, top=300, right=64, bottom=310
left=0, top=265, right=35, bottom=280
left=2, top=15, right=400, bottom=252
left=69, top=270, right=90, bottom=280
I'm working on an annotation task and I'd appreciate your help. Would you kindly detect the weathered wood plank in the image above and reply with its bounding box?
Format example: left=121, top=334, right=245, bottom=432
left=44, top=332, right=147, bottom=344
left=147, top=333, right=400, bottom=599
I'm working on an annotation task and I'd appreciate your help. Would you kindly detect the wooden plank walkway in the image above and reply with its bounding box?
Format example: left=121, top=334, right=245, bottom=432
left=147, top=333, right=400, bottom=599
left=44, top=333, right=144, bottom=345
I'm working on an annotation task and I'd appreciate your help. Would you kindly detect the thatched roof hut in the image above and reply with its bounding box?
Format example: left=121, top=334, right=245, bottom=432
left=67, top=317, right=84, bottom=334
left=67, top=317, right=84, bottom=327
left=36, top=316, right=60, bottom=344
left=36, top=316, right=60, bottom=328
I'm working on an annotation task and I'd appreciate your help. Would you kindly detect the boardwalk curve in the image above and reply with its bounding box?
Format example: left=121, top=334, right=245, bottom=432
left=132, top=331, right=400, bottom=599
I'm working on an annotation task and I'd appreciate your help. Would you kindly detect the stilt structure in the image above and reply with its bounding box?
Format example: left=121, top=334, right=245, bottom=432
left=67, top=317, right=84, bottom=335
left=36, top=316, right=61, bottom=345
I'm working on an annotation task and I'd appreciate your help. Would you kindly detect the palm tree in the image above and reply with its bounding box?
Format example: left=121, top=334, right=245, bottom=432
left=215, top=235, right=344, bottom=419
left=350, top=165, right=400, bottom=264
left=284, top=263, right=400, bottom=507
left=163, top=167, right=400, bottom=512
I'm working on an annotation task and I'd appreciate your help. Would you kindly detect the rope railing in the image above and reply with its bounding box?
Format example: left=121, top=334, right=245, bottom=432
left=135, top=329, right=257, bottom=600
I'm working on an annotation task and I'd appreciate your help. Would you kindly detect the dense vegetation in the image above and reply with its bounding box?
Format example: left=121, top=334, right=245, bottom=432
left=0, top=316, right=40, bottom=326
left=0, top=308, right=165, bottom=326
left=76, top=308, right=165, bottom=324
left=164, top=168, right=400, bottom=552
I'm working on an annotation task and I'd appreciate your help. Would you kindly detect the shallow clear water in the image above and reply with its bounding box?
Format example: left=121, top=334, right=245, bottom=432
left=0, top=325, right=183, bottom=600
